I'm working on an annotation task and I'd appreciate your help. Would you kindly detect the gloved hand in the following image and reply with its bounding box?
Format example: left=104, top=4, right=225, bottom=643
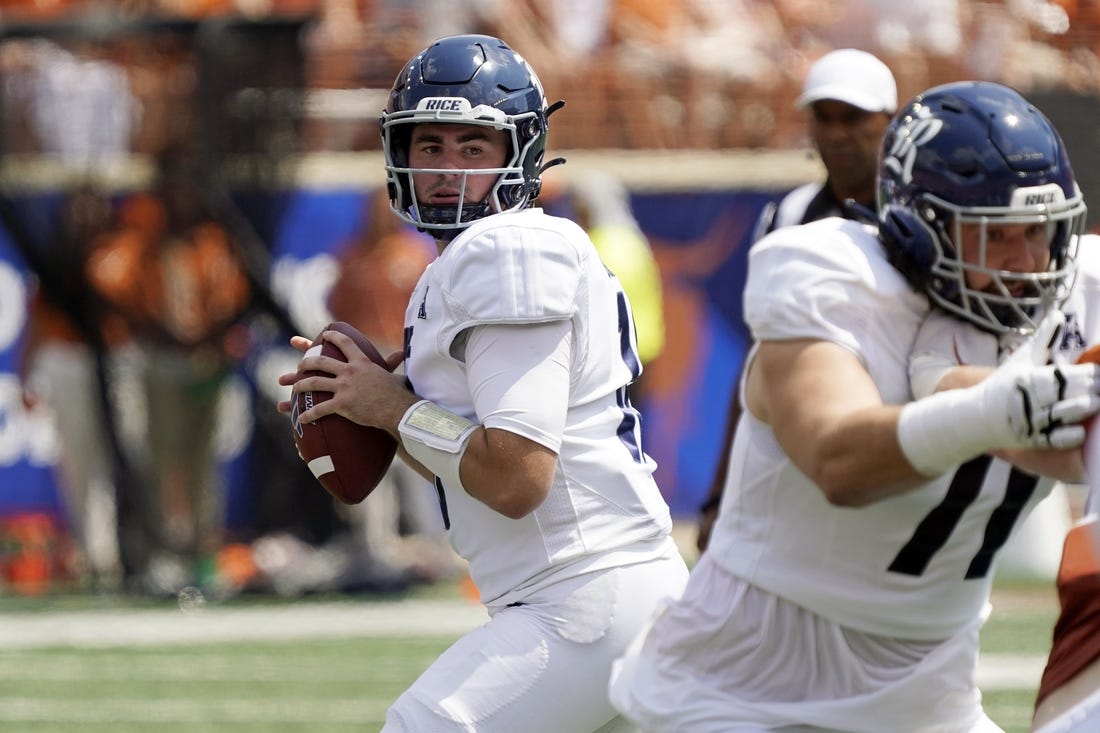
left=900, top=349, right=1100, bottom=476
left=995, top=361, right=1100, bottom=450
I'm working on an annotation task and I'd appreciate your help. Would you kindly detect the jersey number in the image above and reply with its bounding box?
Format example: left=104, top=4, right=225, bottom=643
left=615, top=290, right=645, bottom=463
left=888, top=455, right=1040, bottom=579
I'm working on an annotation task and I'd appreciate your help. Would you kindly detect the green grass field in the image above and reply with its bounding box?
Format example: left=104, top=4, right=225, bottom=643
left=0, top=577, right=1061, bottom=732
left=0, top=637, right=448, bottom=731
left=980, top=581, right=1060, bottom=733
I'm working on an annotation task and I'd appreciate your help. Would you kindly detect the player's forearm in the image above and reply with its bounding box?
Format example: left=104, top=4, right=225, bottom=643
left=457, top=427, right=556, bottom=519
left=991, top=447, right=1086, bottom=484
left=805, top=406, right=929, bottom=506
left=396, top=444, right=436, bottom=484
left=397, top=401, right=556, bottom=519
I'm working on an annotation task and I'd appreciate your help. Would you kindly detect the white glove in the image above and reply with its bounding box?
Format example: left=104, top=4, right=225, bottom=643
left=992, top=361, right=1100, bottom=450
left=899, top=357, right=1100, bottom=475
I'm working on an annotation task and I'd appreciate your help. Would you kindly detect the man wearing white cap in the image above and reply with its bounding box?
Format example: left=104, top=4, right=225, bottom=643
left=696, top=48, right=897, bottom=552
left=757, top=47, right=897, bottom=237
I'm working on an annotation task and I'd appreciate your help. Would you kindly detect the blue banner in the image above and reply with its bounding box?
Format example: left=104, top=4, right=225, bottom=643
left=0, top=188, right=776, bottom=522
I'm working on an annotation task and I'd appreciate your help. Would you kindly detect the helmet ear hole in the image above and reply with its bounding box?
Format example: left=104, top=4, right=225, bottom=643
left=881, top=205, right=936, bottom=274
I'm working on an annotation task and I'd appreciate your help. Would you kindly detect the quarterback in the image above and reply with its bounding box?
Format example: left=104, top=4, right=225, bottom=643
left=280, top=34, right=687, bottom=733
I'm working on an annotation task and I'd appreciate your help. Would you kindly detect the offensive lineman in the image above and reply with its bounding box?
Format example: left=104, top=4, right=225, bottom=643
left=610, top=81, right=1100, bottom=732
left=279, top=35, right=687, bottom=733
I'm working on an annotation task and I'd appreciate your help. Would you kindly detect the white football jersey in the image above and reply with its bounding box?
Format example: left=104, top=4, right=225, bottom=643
left=402, top=208, right=674, bottom=606
left=708, top=221, right=1100, bottom=640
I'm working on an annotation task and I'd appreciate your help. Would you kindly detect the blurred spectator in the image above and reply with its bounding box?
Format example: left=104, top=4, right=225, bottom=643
left=775, top=0, right=962, bottom=59
left=87, top=147, right=254, bottom=595
left=7, top=0, right=1100, bottom=154
left=547, top=0, right=613, bottom=57
left=606, top=0, right=794, bottom=148
left=564, top=172, right=665, bottom=371
left=17, top=184, right=125, bottom=591
left=962, top=1, right=1081, bottom=93
left=7, top=39, right=137, bottom=167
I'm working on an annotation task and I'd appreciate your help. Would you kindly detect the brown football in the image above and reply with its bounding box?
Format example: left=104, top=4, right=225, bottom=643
left=290, top=321, right=398, bottom=504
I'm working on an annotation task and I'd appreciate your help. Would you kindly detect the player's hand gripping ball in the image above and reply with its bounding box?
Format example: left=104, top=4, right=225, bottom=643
left=290, top=321, right=397, bottom=504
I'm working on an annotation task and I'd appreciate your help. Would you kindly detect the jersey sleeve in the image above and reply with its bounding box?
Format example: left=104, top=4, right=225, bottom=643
left=438, top=218, right=585, bottom=348
left=745, top=220, right=907, bottom=360
left=909, top=309, right=999, bottom=399
left=464, top=320, right=572, bottom=452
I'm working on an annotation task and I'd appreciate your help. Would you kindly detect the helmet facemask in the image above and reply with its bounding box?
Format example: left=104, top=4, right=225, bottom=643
left=383, top=103, right=541, bottom=236
left=917, top=185, right=1085, bottom=335
left=876, top=81, right=1089, bottom=337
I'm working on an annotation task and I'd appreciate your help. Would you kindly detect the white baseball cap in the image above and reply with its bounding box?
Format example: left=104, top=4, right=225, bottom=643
left=796, top=49, right=897, bottom=114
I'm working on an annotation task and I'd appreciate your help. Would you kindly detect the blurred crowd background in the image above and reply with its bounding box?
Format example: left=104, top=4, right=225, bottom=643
left=0, top=0, right=1097, bottom=153
left=0, top=0, right=1098, bottom=598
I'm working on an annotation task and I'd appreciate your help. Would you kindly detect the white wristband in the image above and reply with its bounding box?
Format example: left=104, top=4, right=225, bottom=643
left=398, top=400, right=477, bottom=490
left=896, top=385, right=1010, bottom=477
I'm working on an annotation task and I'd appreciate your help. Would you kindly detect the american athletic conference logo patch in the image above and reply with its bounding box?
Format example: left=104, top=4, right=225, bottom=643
left=291, top=392, right=314, bottom=438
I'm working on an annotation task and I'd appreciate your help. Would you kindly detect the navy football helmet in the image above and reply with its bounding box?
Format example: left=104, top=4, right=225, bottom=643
left=381, top=35, right=560, bottom=237
left=878, top=81, right=1087, bottom=335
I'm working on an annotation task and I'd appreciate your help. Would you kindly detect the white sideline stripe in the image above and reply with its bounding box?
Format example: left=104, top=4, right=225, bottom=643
left=0, top=648, right=423, bottom=679
left=0, top=697, right=391, bottom=723
left=978, top=653, right=1045, bottom=690
left=0, top=599, right=1045, bottom=690
left=0, top=599, right=487, bottom=650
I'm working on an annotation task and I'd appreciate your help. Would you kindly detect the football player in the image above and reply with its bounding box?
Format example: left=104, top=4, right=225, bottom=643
left=609, top=81, right=1100, bottom=732
left=279, top=34, right=688, bottom=733
left=1032, top=510, right=1100, bottom=732
left=697, top=48, right=897, bottom=553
